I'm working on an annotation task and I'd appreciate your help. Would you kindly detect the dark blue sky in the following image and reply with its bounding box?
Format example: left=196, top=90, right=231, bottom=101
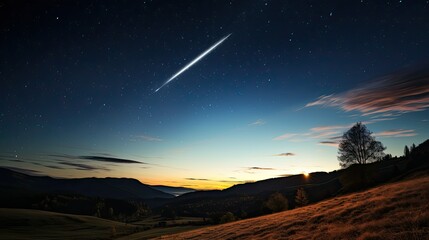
left=1, top=1, right=429, bottom=189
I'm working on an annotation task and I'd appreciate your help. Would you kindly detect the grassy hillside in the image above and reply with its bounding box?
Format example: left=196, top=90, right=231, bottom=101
left=155, top=171, right=429, bottom=239
left=0, top=208, right=139, bottom=240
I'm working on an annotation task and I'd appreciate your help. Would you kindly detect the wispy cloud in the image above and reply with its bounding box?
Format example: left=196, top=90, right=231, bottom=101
left=241, top=166, right=278, bottom=174
left=364, top=117, right=397, bottom=124
left=50, top=154, right=146, bottom=164
left=273, top=133, right=298, bottom=141
left=310, top=124, right=352, bottom=132
left=132, top=135, right=163, bottom=142
left=43, top=165, right=66, bottom=170
left=185, top=178, right=210, bottom=181
left=274, top=124, right=350, bottom=142
left=218, top=179, right=246, bottom=183
left=305, top=67, right=429, bottom=116
left=278, top=173, right=293, bottom=177
left=273, top=153, right=295, bottom=157
left=79, top=156, right=146, bottom=164
left=1, top=166, right=43, bottom=176
left=374, top=129, right=417, bottom=138
left=249, top=119, right=266, bottom=126
left=58, top=162, right=109, bottom=171
left=318, top=141, right=340, bottom=147
left=247, top=167, right=276, bottom=170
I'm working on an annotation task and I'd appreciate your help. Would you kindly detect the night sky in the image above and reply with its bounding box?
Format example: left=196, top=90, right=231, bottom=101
left=1, top=1, right=429, bottom=189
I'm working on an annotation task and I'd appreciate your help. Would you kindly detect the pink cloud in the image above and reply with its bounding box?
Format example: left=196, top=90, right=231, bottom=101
left=305, top=67, right=429, bottom=116
left=274, top=124, right=349, bottom=141
left=273, top=133, right=298, bottom=141
left=374, top=129, right=417, bottom=138
left=310, top=124, right=352, bottom=132
left=317, top=141, right=340, bottom=148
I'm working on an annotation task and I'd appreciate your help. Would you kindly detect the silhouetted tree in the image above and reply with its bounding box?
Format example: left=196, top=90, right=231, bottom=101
left=410, top=143, right=416, bottom=153
left=382, top=153, right=393, bottom=161
left=404, top=145, right=410, bottom=157
left=338, top=122, right=385, bottom=168
left=265, top=192, right=288, bottom=213
left=295, top=187, right=309, bottom=207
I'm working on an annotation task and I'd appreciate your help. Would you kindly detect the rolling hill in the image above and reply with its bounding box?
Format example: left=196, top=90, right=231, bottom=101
left=0, top=168, right=173, bottom=200
left=155, top=169, right=429, bottom=239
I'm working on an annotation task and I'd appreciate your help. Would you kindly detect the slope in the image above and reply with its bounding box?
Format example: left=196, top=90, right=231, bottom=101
left=155, top=170, right=429, bottom=239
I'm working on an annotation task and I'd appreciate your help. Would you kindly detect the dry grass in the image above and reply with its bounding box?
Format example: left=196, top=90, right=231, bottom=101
left=155, top=174, right=429, bottom=240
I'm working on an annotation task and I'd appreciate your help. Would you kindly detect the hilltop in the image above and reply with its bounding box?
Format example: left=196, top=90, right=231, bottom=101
left=154, top=170, right=429, bottom=239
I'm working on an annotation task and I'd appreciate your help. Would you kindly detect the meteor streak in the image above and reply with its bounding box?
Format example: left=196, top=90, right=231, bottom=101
left=155, top=33, right=232, bottom=92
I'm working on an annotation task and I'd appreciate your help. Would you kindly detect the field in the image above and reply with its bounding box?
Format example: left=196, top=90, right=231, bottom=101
left=0, top=208, right=139, bottom=240
left=0, top=209, right=205, bottom=240
left=118, top=216, right=206, bottom=239
left=155, top=172, right=429, bottom=239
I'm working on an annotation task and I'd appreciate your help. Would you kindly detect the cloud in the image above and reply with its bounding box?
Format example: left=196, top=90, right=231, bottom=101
left=79, top=156, right=146, bottom=164
left=132, top=135, right=163, bottom=142
left=364, top=117, right=397, bottom=124
left=218, top=179, right=246, bottom=183
left=29, top=161, right=66, bottom=170
left=185, top=178, right=210, bottom=181
left=50, top=154, right=146, bottom=164
left=274, top=124, right=349, bottom=141
left=48, top=154, right=76, bottom=159
left=249, top=119, right=266, bottom=126
left=43, top=165, right=66, bottom=170
left=273, top=153, right=295, bottom=157
left=273, top=133, right=298, bottom=141
left=310, top=131, right=341, bottom=139
left=305, top=67, right=429, bottom=116
left=1, top=166, right=43, bottom=176
left=318, top=129, right=416, bottom=146
left=310, top=124, right=352, bottom=132
left=247, top=167, right=276, bottom=170
left=318, top=141, right=340, bottom=147
left=278, top=173, right=293, bottom=177
left=374, top=129, right=417, bottom=138
left=58, top=162, right=109, bottom=171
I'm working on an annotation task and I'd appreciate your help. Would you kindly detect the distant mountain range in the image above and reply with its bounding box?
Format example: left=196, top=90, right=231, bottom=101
left=0, top=168, right=174, bottom=199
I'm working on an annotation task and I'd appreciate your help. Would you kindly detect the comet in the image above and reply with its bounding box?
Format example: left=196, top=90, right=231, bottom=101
left=155, top=33, right=232, bottom=92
